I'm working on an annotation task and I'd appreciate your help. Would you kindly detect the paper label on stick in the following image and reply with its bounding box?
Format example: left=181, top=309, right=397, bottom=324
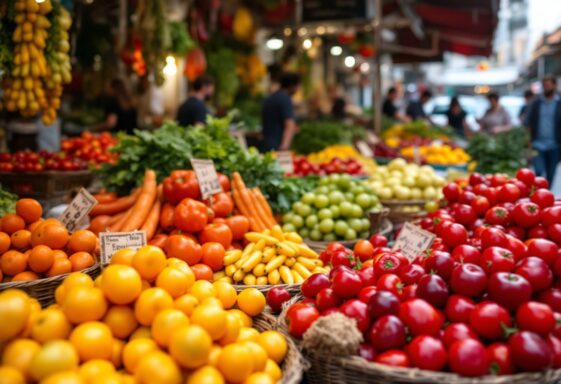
left=191, top=158, right=223, bottom=199
left=392, top=222, right=436, bottom=261
left=100, top=230, right=147, bottom=265
left=59, top=188, right=98, bottom=232
left=356, top=140, right=374, bottom=157
left=277, top=151, right=294, bottom=174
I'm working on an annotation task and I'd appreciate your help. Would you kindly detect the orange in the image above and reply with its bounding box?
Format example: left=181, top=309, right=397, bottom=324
left=68, top=229, right=97, bottom=253
left=217, top=343, right=253, bottom=383
left=237, top=327, right=259, bottom=342
left=242, top=341, right=268, bottom=371
left=79, top=359, right=115, bottom=381
left=100, top=264, right=142, bottom=305
left=151, top=309, right=189, bottom=348
left=0, top=366, right=25, bottom=383
left=103, top=306, right=138, bottom=339
left=132, top=246, right=167, bottom=282
left=0, top=231, right=11, bottom=253
left=111, top=338, right=125, bottom=368
left=134, top=350, right=182, bottom=384
left=208, top=345, right=222, bottom=366
left=52, top=250, right=68, bottom=260
left=229, top=309, right=253, bottom=327
left=30, top=340, right=79, bottom=381
left=2, top=214, right=26, bottom=235
left=10, top=229, right=31, bottom=250
left=174, top=294, right=199, bottom=317
left=122, top=338, right=158, bottom=373
left=237, top=288, right=266, bottom=317
left=200, top=297, right=223, bottom=308
left=69, top=251, right=95, bottom=272
left=12, top=271, right=39, bottom=281
left=129, top=326, right=151, bottom=340
left=47, top=257, right=72, bottom=277
left=110, top=248, right=136, bottom=266
left=62, top=286, right=108, bottom=324
left=155, top=267, right=193, bottom=299
left=41, top=371, right=83, bottom=384
left=244, top=372, right=275, bottom=384
left=31, top=307, right=72, bottom=343
left=27, top=219, right=44, bottom=232
left=31, top=222, right=69, bottom=249
left=15, top=199, right=42, bottom=224
left=212, top=281, right=237, bottom=309
left=191, top=304, right=227, bottom=340
left=69, top=321, right=114, bottom=362
left=55, top=272, right=94, bottom=304
left=256, top=331, right=287, bottom=363
left=134, top=287, right=173, bottom=326
left=1, top=338, right=41, bottom=381
left=168, top=325, right=212, bottom=369
left=218, top=312, right=241, bottom=346
left=19, top=298, right=41, bottom=339
left=28, top=245, right=54, bottom=273
left=264, top=359, right=282, bottom=381
left=0, top=289, right=31, bottom=342
left=189, top=280, right=217, bottom=302
left=1, top=250, right=27, bottom=276
left=186, top=366, right=225, bottom=384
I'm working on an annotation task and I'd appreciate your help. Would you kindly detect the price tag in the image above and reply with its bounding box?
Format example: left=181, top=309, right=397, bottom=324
left=191, top=158, right=223, bottom=199
left=366, top=131, right=380, bottom=144
left=277, top=151, right=294, bottom=174
left=59, top=188, right=98, bottom=232
left=100, top=231, right=147, bottom=265
left=392, top=222, right=436, bottom=261
left=356, top=141, right=374, bottom=157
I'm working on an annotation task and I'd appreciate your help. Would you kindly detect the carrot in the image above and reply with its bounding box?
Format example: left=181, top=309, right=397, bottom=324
left=88, top=215, right=112, bottom=235
left=141, top=186, right=163, bottom=241
left=109, top=207, right=133, bottom=232
left=120, top=170, right=158, bottom=232
left=108, top=211, right=125, bottom=225
left=90, top=189, right=141, bottom=217
left=232, top=184, right=259, bottom=231
left=251, top=188, right=277, bottom=228
left=232, top=172, right=269, bottom=231
left=93, top=192, right=118, bottom=204
left=242, top=188, right=268, bottom=230
left=159, top=203, right=175, bottom=232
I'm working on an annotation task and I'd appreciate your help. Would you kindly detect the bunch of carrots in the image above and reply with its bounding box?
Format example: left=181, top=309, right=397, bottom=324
left=231, top=172, right=276, bottom=232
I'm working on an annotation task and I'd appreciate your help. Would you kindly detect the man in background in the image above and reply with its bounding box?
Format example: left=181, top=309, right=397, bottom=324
left=519, top=89, right=534, bottom=124
left=177, top=74, right=214, bottom=127
left=406, top=90, right=433, bottom=122
left=261, top=72, right=301, bottom=151
left=383, top=87, right=410, bottom=123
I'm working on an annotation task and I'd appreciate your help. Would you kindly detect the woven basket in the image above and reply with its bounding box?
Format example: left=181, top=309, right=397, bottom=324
left=232, top=283, right=301, bottom=295
left=381, top=199, right=427, bottom=226
left=304, top=239, right=356, bottom=252
left=0, top=263, right=101, bottom=307
left=253, top=312, right=308, bottom=384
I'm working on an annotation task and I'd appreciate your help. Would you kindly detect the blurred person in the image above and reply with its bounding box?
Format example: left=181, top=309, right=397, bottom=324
left=96, top=78, right=138, bottom=134
left=446, top=97, right=468, bottom=137
left=138, top=75, right=164, bottom=128
left=479, top=93, right=511, bottom=134
left=382, top=87, right=410, bottom=123
left=519, top=89, right=534, bottom=124
left=526, top=75, right=561, bottom=186
left=261, top=72, right=300, bottom=151
left=406, top=90, right=433, bottom=121
left=176, top=74, right=215, bottom=127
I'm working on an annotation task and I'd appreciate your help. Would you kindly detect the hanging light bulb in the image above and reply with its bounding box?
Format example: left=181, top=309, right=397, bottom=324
left=302, top=39, right=312, bottom=50
left=344, top=56, right=356, bottom=68
left=266, top=38, right=284, bottom=51
left=330, top=46, right=343, bottom=56
left=163, top=55, right=177, bottom=76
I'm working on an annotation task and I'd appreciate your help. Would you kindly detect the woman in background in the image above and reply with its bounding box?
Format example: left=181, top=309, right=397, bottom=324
left=479, top=92, right=511, bottom=134
left=446, top=97, right=468, bottom=137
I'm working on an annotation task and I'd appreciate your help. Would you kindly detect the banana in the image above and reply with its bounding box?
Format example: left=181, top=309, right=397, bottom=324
left=244, top=232, right=279, bottom=245
left=224, top=250, right=242, bottom=265
left=242, top=242, right=255, bottom=258
left=241, top=251, right=262, bottom=273
left=243, top=274, right=257, bottom=286
left=270, top=226, right=285, bottom=241
left=276, top=242, right=296, bottom=257
left=284, top=257, right=296, bottom=267
left=313, top=267, right=329, bottom=274
left=285, top=232, right=303, bottom=244
left=253, top=263, right=266, bottom=277
left=291, top=269, right=304, bottom=284
left=262, top=247, right=276, bottom=263
left=268, top=270, right=280, bottom=285
left=297, top=257, right=322, bottom=270
left=292, top=262, right=312, bottom=279
left=256, top=276, right=268, bottom=285
left=213, top=271, right=225, bottom=280
left=225, top=264, right=237, bottom=277
left=279, top=266, right=294, bottom=284
left=218, top=276, right=233, bottom=284
left=233, top=269, right=245, bottom=283
left=253, top=239, right=267, bottom=252
left=265, top=255, right=286, bottom=274
left=295, top=243, right=319, bottom=259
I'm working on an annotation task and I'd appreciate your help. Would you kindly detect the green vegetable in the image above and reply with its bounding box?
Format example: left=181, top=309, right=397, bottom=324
left=0, top=187, right=17, bottom=217
left=168, top=22, right=194, bottom=56
left=206, top=46, right=239, bottom=108
left=291, top=121, right=366, bottom=154
left=467, top=128, right=531, bottom=175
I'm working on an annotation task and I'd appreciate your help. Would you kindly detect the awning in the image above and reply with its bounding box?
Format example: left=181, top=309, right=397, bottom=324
left=427, top=66, right=519, bottom=86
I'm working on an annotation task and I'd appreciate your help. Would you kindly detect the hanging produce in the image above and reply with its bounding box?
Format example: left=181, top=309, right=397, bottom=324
left=232, top=7, right=254, bottom=42
left=184, top=47, right=206, bottom=81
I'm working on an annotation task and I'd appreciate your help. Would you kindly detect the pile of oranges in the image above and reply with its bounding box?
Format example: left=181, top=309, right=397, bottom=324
left=0, top=245, right=288, bottom=384
left=0, top=198, right=98, bottom=282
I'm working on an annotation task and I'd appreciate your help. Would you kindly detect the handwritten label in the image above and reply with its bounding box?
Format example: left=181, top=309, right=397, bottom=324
left=392, top=222, right=436, bottom=261
left=59, top=188, right=97, bottom=232
left=277, top=151, right=294, bottom=174
left=100, top=231, right=147, bottom=265
left=356, top=141, right=374, bottom=157
left=191, top=158, right=223, bottom=199
left=366, top=131, right=380, bottom=144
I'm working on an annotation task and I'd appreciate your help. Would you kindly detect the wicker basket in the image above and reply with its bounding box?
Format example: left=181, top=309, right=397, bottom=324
left=253, top=312, right=308, bottom=384
left=232, top=283, right=301, bottom=295
left=381, top=199, right=427, bottom=226
left=0, top=263, right=101, bottom=307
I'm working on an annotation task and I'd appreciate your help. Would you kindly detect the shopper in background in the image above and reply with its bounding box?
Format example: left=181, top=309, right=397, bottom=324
left=261, top=72, right=301, bottom=151
left=406, top=90, right=433, bottom=121
left=176, top=74, right=215, bottom=127
left=446, top=96, right=468, bottom=138
left=382, top=87, right=410, bottom=123
left=479, top=92, right=511, bottom=134
left=526, top=75, right=561, bottom=186
left=519, top=89, right=534, bottom=124
left=96, top=78, right=138, bottom=135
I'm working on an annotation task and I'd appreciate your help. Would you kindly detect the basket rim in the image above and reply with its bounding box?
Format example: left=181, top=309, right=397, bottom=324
left=0, top=262, right=100, bottom=289
left=381, top=199, right=428, bottom=206
left=0, top=170, right=93, bottom=176
left=231, top=283, right=301, bottom=293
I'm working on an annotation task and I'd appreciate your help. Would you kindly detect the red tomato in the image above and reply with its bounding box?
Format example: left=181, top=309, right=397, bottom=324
left=514, top=256, right=553, bottom=293
left=547, top=335, right=561, bottom=368
left=512, top=202, right=541, bottom=228
left=173, top=198, right=208, bottom=232
left=424, top=251, right=454, bottom=280
left=526, top=238, right=559, bottom=266
left=357, top=344, right=376, bottom=362
left=200, top=242, right=225, bottom=272
left=373, top=253, right=401, bottom=277
left=367, top=290, right=400, bottom=319
left=353, top=240, right=374, bottom=262
left=547, top=224, right=561, bottom=243
left=480, top=227, right=509, bottom=249
left=210, top=192, right=234, bottom=218
left=164, top=234, right=203, bottom=265
left=266, top=287, right=291, bottom=313
left=331, top=268, right=362, bottom=298
left=471, top=196, right=491, bottom=217
left=376, top=274, right=402, bottom=297
left=301, top=273, right=330, bottom=298
left=485, top=207, right=512, bottom=227
left=416, top=274, right=449, bottom=308
left=509, top=331, right=553, bottom=372
left=486, top=342, right=515, bottom=375
left=286, top=303, right=320, bottom=338
left=339, top=299, right=370, bottom=333
left=442, top=323, right=479, bottom=348
left=531, top=188, right=555, bottom=208
left=399, top=299, right=443, bottom=337
left=224, top=215, right=250, bottom=240
left=516, top=301, right=555, bottom=336
left=162, top=170, right=200, bottom=204
left=516, top=168, right=536, bottom=186
left=453, top=204, right=477, bottom=226
left=398, top=264, right=425, bottom=285
left=445, top=295, right=476, bottom=323
left=470, top=301, right=512, bottom=340
left=316, top=288, right=342, bottom=312
left=217, top=173, right=230, bottom=192
left=497, top=183, right=521, bottom=203
left=369, top=315, right=406, bottom=351
left=451, top=244, right=481, bottom=264
left=480, top=246, right=515, bottom=274
left=358, top=286, right=377, bottom=304
left=534, top=176, right=549, bottom=189
left=357, top=266, right=375, bottom=287
left=537, top=288, right=561, bottom=313
left=199, top=223, right=233, bottom=249
left=487, top=272, right=532, bottom=311
left=443, top=183, right=460, bottom=203
left=469, top=173, right=486, bottom=186
left=407, top=335, right=447, bottom=371
left=369, top=234, right=388, bottom=248
left=375, top=350, right=410, bottom=367
left=450, top=263, right=487, bottom=298
left=448, top=339, right=488, bottom=377
left=542, top=206, right=561, bottom=227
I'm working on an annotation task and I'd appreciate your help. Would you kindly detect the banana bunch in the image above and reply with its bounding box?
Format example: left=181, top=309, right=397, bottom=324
left=215, top=226, right=329, bottom=286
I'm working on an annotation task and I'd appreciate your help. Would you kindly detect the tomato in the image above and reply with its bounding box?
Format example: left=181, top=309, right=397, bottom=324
left=445, top=295, right=476, bottom=323
left=217, top=173, right=230, bottom=192
left=367, top=291, right=400, bottom=319
left=527, top=238, right=559, bottom=267
left=369, top=315, right=406, bottom=351
left=487, top=272, right=532, bottom=311
left=398, top=264, right=425, bottom=285
left=443, top=183, right=460, bottom=202
left=376, top=274, right=402, bottom=297
left=514, top=256, right=552, bottom=293
left=453, top=204, right=477, bottom=226
left=554, top=313, right=561, bottom=339
left=547, top=224, right=561, bottom=243
left=266, top=287, right=291, bottom=313
left=531, top=188, right=555, bottom=208
left=416, top=274, right=449, bottom=308
left=448, top=339, right=488, bottom=377
left=442, top=323, right=479, bottom=348
left=509, top=331, right=552, bottom=371
left=301, top=274, right=330, bottom=298
left=369, top=234, right=388, bottom=248
left=316, top=288, right=342, bottom=312
left=225, top=215, right=250, bottom=241
left=450, top=263, right=487, bottom=298
left=537, top=288, right=561, bottom=313
left=480, top=227, right=509, bottom=249
left=200, top=242, right=225, bottom=272
left=210, top=192, right=234, bottom=218
left=339, top=299, right=370, bottom=333
left=399, top=299, right=443, bottom=336
left=486, top=342, right=515, bottom=375
left=424, top=251, right=454, bottom=280
left=451, top=244, right=481, bottom=264
left=490, top=174, right=509, bottom=187
left=516, top=168, right=536, bottom=186
left=458, top=190, right=476, bottom=205
left=162, top=170, right=200, bottom=204
left=547, top=335, right=561, bottom=368
left=286, top=303, right=320, bottom=338
left=542, top=206, right=561, bottom=227
left=164, top=235, right=202, bottom=265
left=199, top=223, right=232, bottom=249
left=331, top=268, right=362, bottom=298
left=504, top=235, right=527, bottom=262
left=480, top=246, right=515, bottom=274
left=516, top=301, right=555, bottom=336
left=407, top=335, right=447, bottom=371
left=506, top=226, right=526, bottom=240
left=497, top=183, right=521, bottom=203
left=330, top=250, right=353, bottom=268
left=357, top=267, right=375, bottom=287
left=470, top=301, right=512, bottom=340
left=485, top=207, right=511, bottom=227
left=373, top=253, right=401, bottom=277
left=483, top=187, right=499, bottom=206
left=534, top=176, right=549, bottom=189
left=471, top=196, right=491, bottom=217
left=358, top=286, right=377, bottom=304
left=511, top=202, right=541, bottom=228
left=469, top=173, right=485, bottom=186
left=173, top=198, right=208, bottom=233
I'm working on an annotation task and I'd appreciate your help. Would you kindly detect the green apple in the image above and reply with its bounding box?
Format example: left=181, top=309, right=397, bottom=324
left=295, top=203, right=312, bottom=217
left=328, top=191, right=345, bottom=205
left=355, top=193, right=372, bottom=209
left=423, top=186, right=437, bottom=200
left=301, top=193, right=316, bottom=205
left=344, top=228, right=357, bottom=241
left=283, top=223, right=296, bottom=233
left=305, top=214, right=319, bottom=229
left=309, top=229, right=322, bottom=241
left=314, top=195, right=329, bottom=209
left=291, top=215, right=304, bottom=228
left=318, top=208, right=333, bottom=220
left=319, top=219, right=334, bottom=234
left=334, top=220, right=349, bottom=236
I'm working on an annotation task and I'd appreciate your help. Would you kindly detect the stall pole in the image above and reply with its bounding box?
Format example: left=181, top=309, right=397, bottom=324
left=372, top=0, right=383, bottom=134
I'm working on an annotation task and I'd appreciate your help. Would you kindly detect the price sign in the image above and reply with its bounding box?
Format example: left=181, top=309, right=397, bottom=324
left=277, top=151, right=294, bottom=174
left=366, top=131, right=380, bottom=144
left=191, top=158, right=223, bottom=199
left=59, top=188, right=98, bottom=232
left=100, top=231, right=147, bottom=265
left=356, top=141, right=374, bottom=157
left=392, top=222, right=436, bottom=261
